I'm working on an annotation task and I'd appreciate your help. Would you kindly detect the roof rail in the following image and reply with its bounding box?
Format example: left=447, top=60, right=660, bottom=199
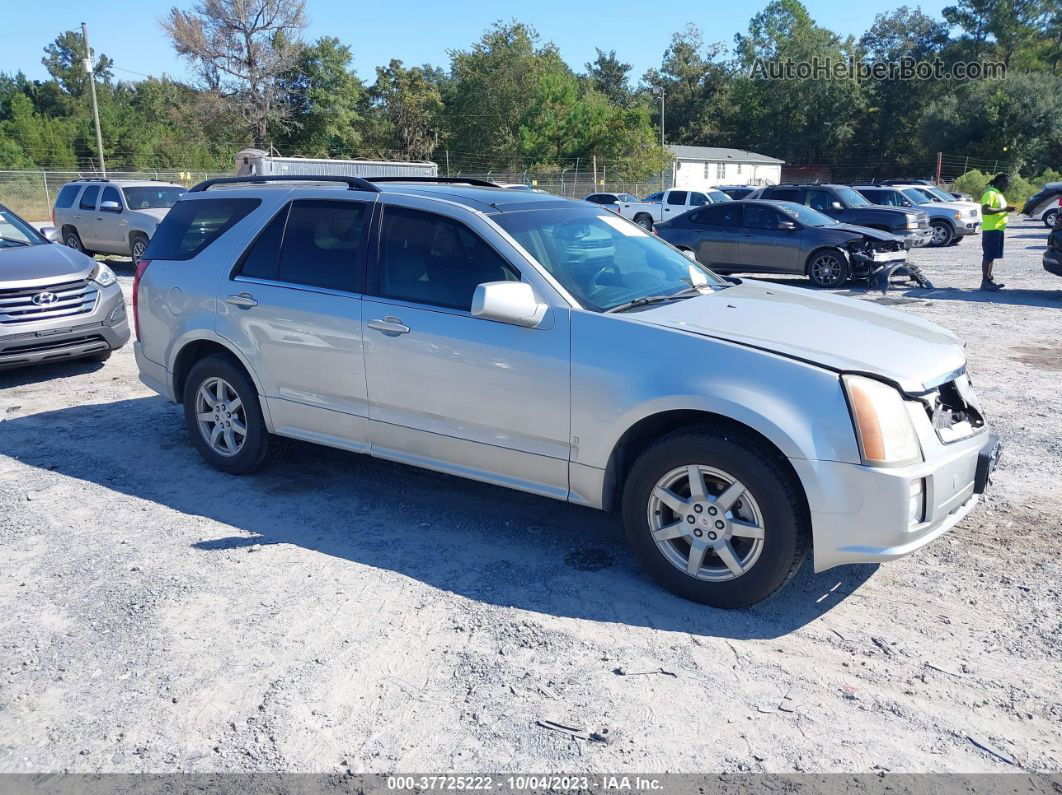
left=187, top=175, right=381, bottom=193
left=366, top=176, right=501, bottom=188
left=75, top=178, right=111, bottom=183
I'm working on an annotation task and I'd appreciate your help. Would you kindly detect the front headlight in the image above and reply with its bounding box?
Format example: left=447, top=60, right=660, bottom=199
left=906, top=218, right=919, bottom=229
left=843, top=374, right=923, bottom=466
left=952, top=211, right=963, bottom=220
left=90, top=263, right=117, bottom=287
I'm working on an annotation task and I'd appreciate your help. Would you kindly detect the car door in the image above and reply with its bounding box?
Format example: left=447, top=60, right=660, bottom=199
left=362, top=199, right=571, bottom=500
left=661, top=190, right=688, bottom=221
left=215, top=196, right=373, bottom=452
left=738, top=204, right=800, bottom=273
left=94, top=185, right=127, bottom=254
left=689, top=203, right=744, bottom=270
left=74, top=185, right=102, bottom=247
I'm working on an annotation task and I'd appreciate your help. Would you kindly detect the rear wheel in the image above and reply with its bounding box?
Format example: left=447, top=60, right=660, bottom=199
left=929, top=220, right=954, bottom=247
left=183, top=355, right=285, bottom=475
left=1045, top=209, right=1059, bottom=228
left=806, top=249, right=850, bottom=288
left=621, top=428, right=809, bottom=608
left=634, top=213, right=654, bottom=231
left=63, top=228, right=92, bottom=257
left=130, top=233, right=149, bottom=263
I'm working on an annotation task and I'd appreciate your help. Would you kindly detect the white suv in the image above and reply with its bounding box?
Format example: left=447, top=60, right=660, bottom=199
left=53, top=179, right=185, bottom=262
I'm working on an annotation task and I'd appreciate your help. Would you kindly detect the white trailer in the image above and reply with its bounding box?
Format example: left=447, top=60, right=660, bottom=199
left=235, top=149, right=438, bottom=179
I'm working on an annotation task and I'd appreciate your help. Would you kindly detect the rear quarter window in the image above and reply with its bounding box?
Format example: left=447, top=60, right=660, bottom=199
left=144, top=198, right=260, bottom=261
left=54, top=184, right=80, bottom=209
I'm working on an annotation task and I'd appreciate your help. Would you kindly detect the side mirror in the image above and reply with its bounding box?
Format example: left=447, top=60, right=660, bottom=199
left=38, top=226, right=60, bottom=242
left=831, top=201, right=844, bottom=211
left=682, top=249, right=697, bottom=261
left=471, top=281, right=547, bottom=328
left=778, top=220, right=798, bottom=231
left=100, top=200, right=122, bottom=212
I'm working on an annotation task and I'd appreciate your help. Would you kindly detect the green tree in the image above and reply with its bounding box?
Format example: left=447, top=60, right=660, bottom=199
left=41, top=30, right=113, bottom=98
left=942, top=0, right=1050, bottom=67
left=366, top=59, right=443, bottom=160
left=275, top=36, right=363, bottom=157
left=585, top=49, right=632, bottom=106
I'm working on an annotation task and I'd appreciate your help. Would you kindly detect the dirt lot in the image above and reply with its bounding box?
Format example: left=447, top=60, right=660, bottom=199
left=1, top=219, right=1060, bottom=774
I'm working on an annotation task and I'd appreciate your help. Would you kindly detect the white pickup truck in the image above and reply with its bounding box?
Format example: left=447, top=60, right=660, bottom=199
left=617, top=188, right=732, bottom=230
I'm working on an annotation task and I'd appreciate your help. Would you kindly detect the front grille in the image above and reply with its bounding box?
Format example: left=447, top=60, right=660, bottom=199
left=0, top=279, right=98, bottom=325
left=1, top=334, right=107, bottom=357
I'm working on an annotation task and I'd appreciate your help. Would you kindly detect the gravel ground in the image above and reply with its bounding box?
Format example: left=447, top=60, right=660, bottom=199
left=1, top=219, right=1060, bottom=774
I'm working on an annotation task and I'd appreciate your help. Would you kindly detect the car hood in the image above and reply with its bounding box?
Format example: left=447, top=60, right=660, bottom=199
left=920, top=200, right=974, bottom=214
left=825, top=223, right=901, bottom=242
left=0, top=243, right=96, bottom=288
left=631, top=280, right=965, bottom=393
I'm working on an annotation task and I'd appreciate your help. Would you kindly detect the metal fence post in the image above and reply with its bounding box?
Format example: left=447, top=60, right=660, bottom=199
left=40, top=169, right=51, bottom=208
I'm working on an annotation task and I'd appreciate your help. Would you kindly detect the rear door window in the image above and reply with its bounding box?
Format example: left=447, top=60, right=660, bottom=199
left=692, top=204, right=743, bottom=226
left=79, top=185, right=100, bottom=210
left=144, top=197, right=260, bottom=261
left=54, top=184, right=80, bottom=209
left=666, top=191, right=688, bottom=206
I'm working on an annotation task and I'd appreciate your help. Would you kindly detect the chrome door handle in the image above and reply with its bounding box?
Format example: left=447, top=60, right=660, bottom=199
left=225, top=292, right=258, bottom=308
left=367, top=316, right=410, bottom=335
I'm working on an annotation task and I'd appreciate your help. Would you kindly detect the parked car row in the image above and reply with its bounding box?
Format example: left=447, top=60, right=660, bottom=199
left=585, top=188, right=732, bottom=230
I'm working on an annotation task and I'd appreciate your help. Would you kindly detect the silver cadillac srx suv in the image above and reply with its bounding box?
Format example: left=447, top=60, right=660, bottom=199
left=133, top=175, right=1001, bottom=608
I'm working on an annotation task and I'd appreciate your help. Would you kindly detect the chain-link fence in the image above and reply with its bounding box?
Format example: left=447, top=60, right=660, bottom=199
left=0, top=167, right=672, bottom=223
left=0, top=170, right=228, bottom=223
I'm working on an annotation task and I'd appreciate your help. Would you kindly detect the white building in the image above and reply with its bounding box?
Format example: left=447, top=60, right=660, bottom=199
left=668, top=145, right=784, bottom=190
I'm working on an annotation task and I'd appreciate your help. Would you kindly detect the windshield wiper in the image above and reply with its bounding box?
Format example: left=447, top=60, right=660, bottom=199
left=605, top=286, right=708, bottom=314
left=0, top=237, right=30, bottom=247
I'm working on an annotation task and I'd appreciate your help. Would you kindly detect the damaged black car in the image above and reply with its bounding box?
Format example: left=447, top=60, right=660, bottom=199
left=654, top=199, right=928, bottom=289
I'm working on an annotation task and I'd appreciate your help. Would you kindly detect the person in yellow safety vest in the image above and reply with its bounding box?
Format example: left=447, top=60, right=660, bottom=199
left=979, top=173, right=1016, bottom=292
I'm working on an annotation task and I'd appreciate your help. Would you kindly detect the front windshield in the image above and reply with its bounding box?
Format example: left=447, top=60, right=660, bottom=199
left=834, top=186, right=871, bottom=207
left=123, top=186, right=185, bottom=210
left=494, top=207, right=727, bottom=312
left=707, top=190, right=732, bottom=202
left=901, top=188, right=930, bottom=205
left=774, top=202, right=838, bottom=227
left=0, top=206, right=45, bottom=248
left=920, top=186, right=952, bottom=202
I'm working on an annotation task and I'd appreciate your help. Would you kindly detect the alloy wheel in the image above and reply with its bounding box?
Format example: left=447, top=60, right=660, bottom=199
left=65, top=235, right=82, bottom=252
left=811, top=254, right=842, bottom=286
left=132, top=239, right=147, bottom=262
left=930, top=224, right=950, bottom=246
left=194, top=377, right=247, bottom=457
left=646, top=464, right=766, bottom=582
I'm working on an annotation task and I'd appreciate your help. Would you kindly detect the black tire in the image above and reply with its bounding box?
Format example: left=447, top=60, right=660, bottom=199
left=83, top=349, right=112, bottom=363
left=63, top=227, right=93, bottom=257
left=182, top=354, right=286, bottom=475
left=1045, top=210, right=1059, bottom=229
left=130, top=233, right=149, bottom=263
left=806, top=249, right=850, bottom=288
left=949, top=235, right=964, bottom=245
left=634, top=214, right=654, bottom=231
left=929, top=220, right=954, bottom=248
left=621, top=427, right=809, bottom=608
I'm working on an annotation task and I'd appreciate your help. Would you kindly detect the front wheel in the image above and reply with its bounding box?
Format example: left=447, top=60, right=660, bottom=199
left=806, top=249, right=850, bottom=288
left=1045, top=210, right=1059, bottom=229
left=183, top=355, right=285, bottom=474
left=929, top=221, right=954, bottom=247
left=621, top=428, right=809, bottom=608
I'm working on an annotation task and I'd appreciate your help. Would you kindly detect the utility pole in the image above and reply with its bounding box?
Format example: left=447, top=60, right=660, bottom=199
left=81, top=22, right=106, bottom=178
left=652, top=85, right=666, bottom=191
left=934, top=152, right=942, bottom=185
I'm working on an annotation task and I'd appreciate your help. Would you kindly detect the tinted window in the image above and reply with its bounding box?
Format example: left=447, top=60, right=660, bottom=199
left=765, top=188, right=802, bottom=202
left=144, top=198, right=260, bottom=261
left=378, top=206, right=518, bottom=311
left=693, top=204, right=742, bottom=226
left=585, top=195, right=604, bottom=204
left=236, top=207, right=288, bottom=282
left=775, top=202, right=838, bottom=227
left=644, top=192, right=664, bottom=202
left=274, top=200, right=367, bottom=291
left=743, top=205, right=784, bottom=229
left=666, top=191, right=688, bottom=206
left=689, top=192, right=708, bottom=207
left=54, top=184, right=80, bottom=209
left=806, top=189, right=837, bottom=212
left=101, top=186, right=123, bottom=209
left=79, top=185, right=100, bottom=210
left=124, top=186, right=184, bottom=210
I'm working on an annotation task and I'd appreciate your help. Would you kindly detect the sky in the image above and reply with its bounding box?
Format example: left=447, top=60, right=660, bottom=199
left=4, top=0, right=955, bottom=86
